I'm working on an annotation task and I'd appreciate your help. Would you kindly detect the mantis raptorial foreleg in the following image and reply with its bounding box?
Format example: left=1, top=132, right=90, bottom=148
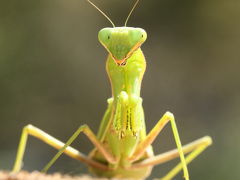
left=131, top=136, right=212, bottom=179
left=12, top=124, right=114, bottom=173
left=129, top=112, right=189, bottom=180
left=113, top=91, right=142, bottom=134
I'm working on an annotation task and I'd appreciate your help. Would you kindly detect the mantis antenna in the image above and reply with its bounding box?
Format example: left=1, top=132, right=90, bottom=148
left=86, top=0, right=115, bottom=27
left=124, top=0, right=140, bottom=26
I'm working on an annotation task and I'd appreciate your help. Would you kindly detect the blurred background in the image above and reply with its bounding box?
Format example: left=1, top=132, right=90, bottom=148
left=0, top=0, right=239, bottom=179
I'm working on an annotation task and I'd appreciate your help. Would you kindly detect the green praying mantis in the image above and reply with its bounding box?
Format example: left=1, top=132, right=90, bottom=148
left=12, top=0, right=212, bottom=179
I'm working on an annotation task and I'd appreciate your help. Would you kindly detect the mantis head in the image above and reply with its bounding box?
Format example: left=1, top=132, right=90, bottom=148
left=98, top=27, right=147, bottom=65
left=86, top=0, right=144, bottom=65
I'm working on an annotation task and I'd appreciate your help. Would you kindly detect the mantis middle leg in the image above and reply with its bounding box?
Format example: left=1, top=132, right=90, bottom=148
left=131, top=136, right=212, bottom=180
left=12, top=99, right=116, bottom=173
left=128, top=111, right=189, bottom=180
left=12, top=124, right=116, bottom=173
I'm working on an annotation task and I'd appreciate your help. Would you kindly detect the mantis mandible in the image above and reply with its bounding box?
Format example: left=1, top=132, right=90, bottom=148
left=12, top=0, right=212, bottom=179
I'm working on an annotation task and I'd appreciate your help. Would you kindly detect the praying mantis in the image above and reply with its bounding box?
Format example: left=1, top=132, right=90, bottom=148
left=12, top=0, right=212, bottom=179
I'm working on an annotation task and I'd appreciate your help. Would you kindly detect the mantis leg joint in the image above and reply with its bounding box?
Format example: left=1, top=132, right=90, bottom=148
left=164, top=111, right=174, bottom=120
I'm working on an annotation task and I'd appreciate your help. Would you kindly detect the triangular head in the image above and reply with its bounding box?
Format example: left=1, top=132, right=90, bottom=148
left=98, top=27, right=147, bottom=66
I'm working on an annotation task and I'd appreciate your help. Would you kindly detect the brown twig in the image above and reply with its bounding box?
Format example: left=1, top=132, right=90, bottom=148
left=0, top=171, right=108, bottom=180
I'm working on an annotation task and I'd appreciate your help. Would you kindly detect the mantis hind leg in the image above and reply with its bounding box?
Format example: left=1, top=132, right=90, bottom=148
left=131, top=136, right=212, bottom=180
left=12, top=124, right=112, bottom=173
